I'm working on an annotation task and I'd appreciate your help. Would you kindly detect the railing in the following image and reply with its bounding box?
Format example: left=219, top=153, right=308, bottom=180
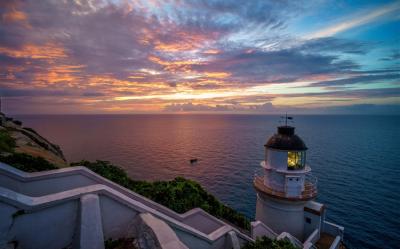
left=305, top=173, right=318, bottom=190
left=323, top=221, right=344, bottom=240
left=277, top=232, right=303, bottom=248
left=250, top=221, right=278, bottom=240
left=253, top=170, right=318, bottom=200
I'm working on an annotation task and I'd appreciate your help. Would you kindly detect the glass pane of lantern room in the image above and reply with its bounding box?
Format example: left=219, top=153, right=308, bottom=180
left=287, top=151, right=304, bottom=170
left=301, top=152, right=306, bottom=167
left=287, top=152, right=298, bottom=170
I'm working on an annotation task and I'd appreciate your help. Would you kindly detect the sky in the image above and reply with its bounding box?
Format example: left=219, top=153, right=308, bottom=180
left=0, top=0, right=399, bottom=114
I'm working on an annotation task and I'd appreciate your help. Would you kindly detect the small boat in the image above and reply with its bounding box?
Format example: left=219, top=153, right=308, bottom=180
left=190, top=158, right=198, bottom=164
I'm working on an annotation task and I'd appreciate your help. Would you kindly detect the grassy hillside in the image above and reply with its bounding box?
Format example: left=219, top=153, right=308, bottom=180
left=0, top=129, right=16, bottom=153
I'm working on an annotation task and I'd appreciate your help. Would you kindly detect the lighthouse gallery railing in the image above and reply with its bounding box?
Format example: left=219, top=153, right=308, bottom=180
left=254, top=169, right=318, bottom=200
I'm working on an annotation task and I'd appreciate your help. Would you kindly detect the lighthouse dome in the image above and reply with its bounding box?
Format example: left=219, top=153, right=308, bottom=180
left=265, top=126, right=307, bottom=151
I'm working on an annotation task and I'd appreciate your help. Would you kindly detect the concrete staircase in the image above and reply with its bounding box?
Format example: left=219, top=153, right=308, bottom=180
left=0, top=163, right=252, bottom=249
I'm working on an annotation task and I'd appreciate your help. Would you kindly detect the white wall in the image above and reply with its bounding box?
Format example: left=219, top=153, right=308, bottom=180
left=0, top=200, right=79, bottom=249
left=99, top=195, right=139, bottom=239
left=256, top=194, right=307, bottom=241
left=250, top=221, right=277, bottom=239
left=0, top=163, right=255, bottom=249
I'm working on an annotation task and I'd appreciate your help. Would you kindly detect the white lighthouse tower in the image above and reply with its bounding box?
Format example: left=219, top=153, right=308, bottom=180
left=254, top=120, right=318, bottom=240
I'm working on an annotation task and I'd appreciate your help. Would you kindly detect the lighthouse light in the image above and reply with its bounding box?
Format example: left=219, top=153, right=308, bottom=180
left=287, top=151, right=306, bottom=170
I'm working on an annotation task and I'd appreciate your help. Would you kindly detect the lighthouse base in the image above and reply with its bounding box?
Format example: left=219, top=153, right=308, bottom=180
left=255, top=193, right=310, bottom=241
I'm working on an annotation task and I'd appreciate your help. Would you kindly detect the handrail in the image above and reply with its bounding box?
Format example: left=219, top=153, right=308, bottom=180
left=255, top=167, right=318, bottom=192
left=250, top=221, right=278, bottom=239
left=277, top=232, right=303, bottom=248
left=254, top=176, right=317, bottom=200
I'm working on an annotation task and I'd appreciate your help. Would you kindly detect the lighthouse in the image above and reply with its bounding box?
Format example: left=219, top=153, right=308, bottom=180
left=254, top=121, right=318, bottom=240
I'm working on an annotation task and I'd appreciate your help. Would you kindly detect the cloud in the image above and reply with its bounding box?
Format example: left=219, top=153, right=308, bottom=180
left=311, top=72, right=400, bottom=88
left=0, top=88, right=71, bottom=97
left=163, top=101, right=400, bottom=115
left=307, top=1, right=400, bottom=38
left=163, top=102, right=278, bottom=113
left=0, top=0, right=398, bottom=114
left=380, top=51, right=400, bottom=61
left=316, top=104, right=400, bottom=115
left=285, top=87, right=400, bottom=99
left=192, top=47, right=359, bottom=84
left=297, top=37, right=369, bottom=54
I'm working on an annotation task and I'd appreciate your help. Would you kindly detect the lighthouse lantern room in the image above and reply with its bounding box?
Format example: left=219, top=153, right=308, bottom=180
left=254, top=120, right=318, bottom=240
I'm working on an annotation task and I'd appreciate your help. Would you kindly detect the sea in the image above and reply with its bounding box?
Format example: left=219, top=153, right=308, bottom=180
left=15, top=114, right=400, bottom=249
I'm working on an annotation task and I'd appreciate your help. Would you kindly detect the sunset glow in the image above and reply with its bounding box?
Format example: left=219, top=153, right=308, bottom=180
left=0, top=0, right=399, bottom=114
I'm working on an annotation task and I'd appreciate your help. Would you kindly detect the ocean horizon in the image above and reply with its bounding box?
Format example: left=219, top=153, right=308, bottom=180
left=14, top=114, right=400, bottom=249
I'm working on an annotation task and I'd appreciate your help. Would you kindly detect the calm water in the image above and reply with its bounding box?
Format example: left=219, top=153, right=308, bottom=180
left=15, top=115, right=400, bottom=249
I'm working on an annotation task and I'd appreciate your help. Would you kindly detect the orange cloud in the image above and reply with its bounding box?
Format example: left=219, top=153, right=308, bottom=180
left=2, top=4, right=31, bottom=28
left=148, top=55, right=203, bottom=72
left=34, top=64, right=85, bottom=85
left=154, top=31, right=212, bottom=52
left=203, top=49, right=220, bottom=54
left=0, top=43, right=67, bottom=59
left=3, top=9, right=27, bottom=22
left=204, top=72, right=231, bottom=78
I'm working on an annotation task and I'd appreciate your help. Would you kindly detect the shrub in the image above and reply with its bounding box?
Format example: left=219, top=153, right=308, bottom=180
left=71, top=160, right=251, bottom=230
left=0, top=153, right=58, bottom=172
left=242, top=236, right=298, bottom=249
left=0, top=130, right=16, bottom=153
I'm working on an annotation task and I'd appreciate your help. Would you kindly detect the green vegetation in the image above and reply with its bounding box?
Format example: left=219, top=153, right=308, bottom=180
left=0, top=129, right=16, bottom=153
left=105, top=238, right=137, bottom=249
left=71, top=160, right=251, bottom=230
left=0, top=153, right=58, bottom=172
left=242, top=236, right=298, bottom=249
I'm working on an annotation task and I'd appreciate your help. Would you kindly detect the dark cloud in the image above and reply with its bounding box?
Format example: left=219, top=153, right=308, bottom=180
left=173, top=0, right=305, bottom=31
left=317, top=104, right=400, bottom=115
left=311, top=73, right=399, bottom=87
left=192, top=48, right=358, bottom=83
left=298, top=37, right=369, bottom=54
left=0, top=88, right=71, bottom=97
left=163, top=101, right=400, bottom=115
left=82, top=91, right=105, bottom=97
left=380, top=51, right=400, bottom=61
left=285, top=87, right=400, bottom=98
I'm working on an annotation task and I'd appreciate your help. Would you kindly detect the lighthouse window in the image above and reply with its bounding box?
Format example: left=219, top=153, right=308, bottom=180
left=287, top=151, right=305, bottom=170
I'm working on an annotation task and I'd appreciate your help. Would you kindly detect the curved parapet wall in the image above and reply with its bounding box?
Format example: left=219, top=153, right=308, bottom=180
left=0, top=162, right=253, bottom=249
left=134, top=213, right=189, bottom=249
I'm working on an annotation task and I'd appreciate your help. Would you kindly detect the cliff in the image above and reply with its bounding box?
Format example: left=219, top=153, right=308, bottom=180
left=0, top=113, right=67, bottom=168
